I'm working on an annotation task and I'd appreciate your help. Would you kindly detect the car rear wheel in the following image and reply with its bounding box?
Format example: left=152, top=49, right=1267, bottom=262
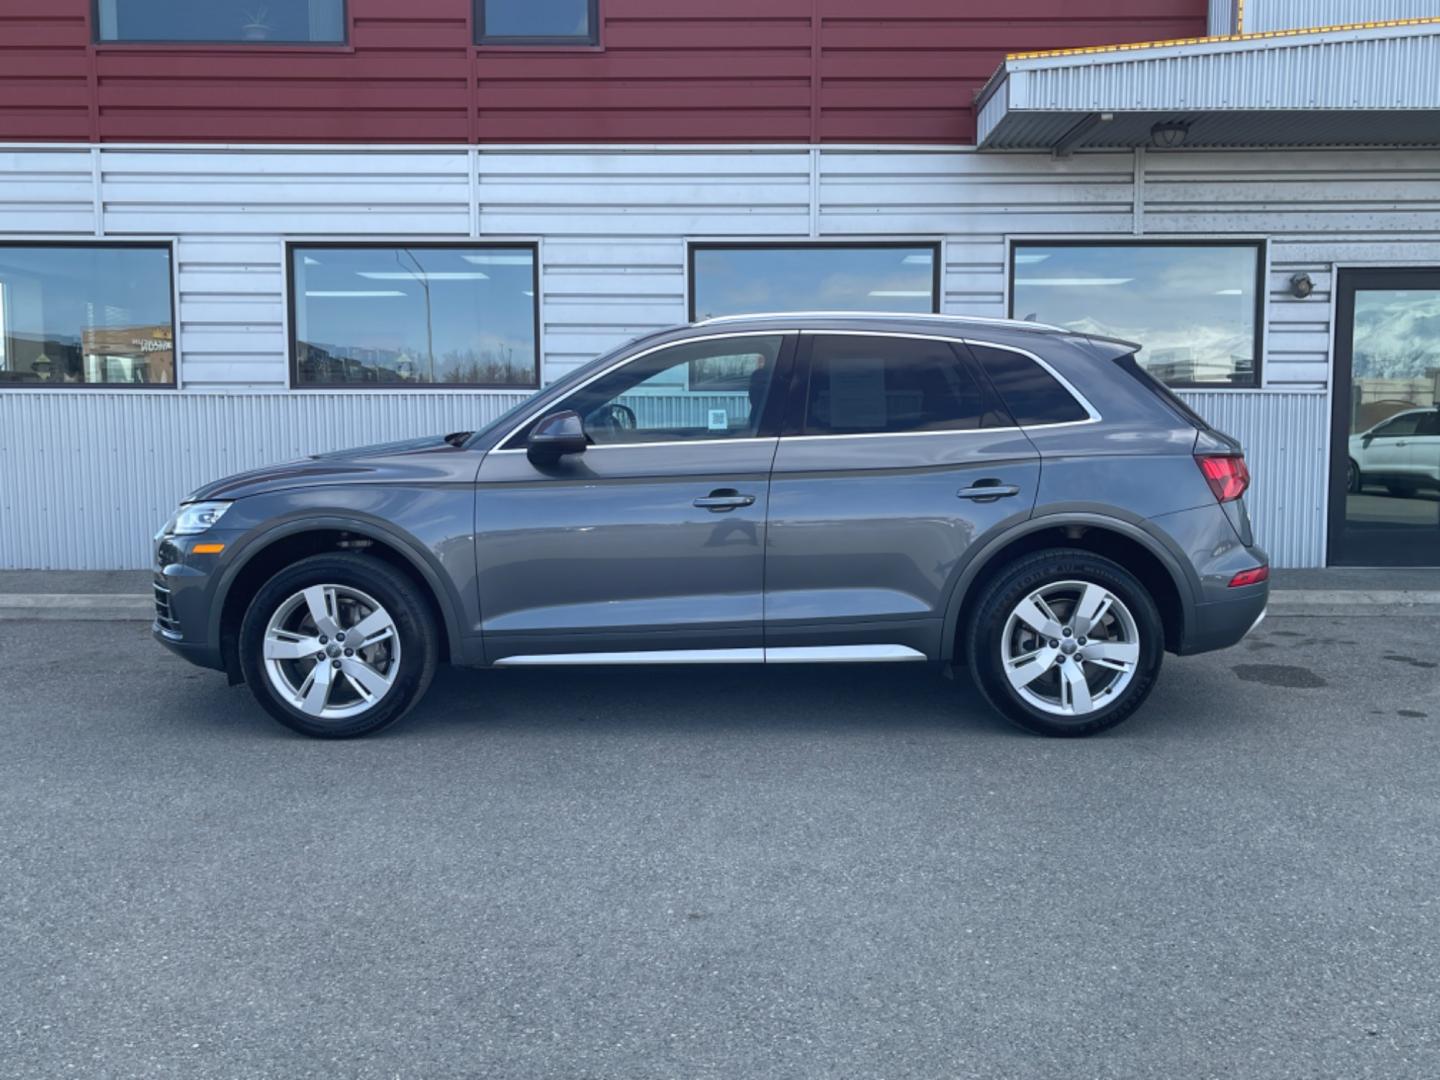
left=966, top=549, right=1164, bottom=737
left=1347, top=458, right=1362, bottom=494
left=238, top=553, right=438, bottom=739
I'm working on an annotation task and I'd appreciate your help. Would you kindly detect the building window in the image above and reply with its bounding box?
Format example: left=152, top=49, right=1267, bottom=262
left=289, top=244, right=540, bottom=389
left=689, top=243, right=940, bottom=321
left=1010, top=241, right=1265, bottom=388
left=95, top=0, right=346, bottom=43
left=0, top=244, right=175, bottom=387
left=477, top=0, right=598, bottom=44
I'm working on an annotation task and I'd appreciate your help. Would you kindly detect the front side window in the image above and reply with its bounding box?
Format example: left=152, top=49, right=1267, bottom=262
left=1374, top=414, right=1422, bottom=438
left=478, top=0, right=597, bottom=44
left=690, top=244, right=939, bottom=321
left=0, top=244, right=174, bottom=387
left=803, top=335, right=986, bottom=436
left=95, top=0, right=346, bottom=43
left=510, top=335, right=785, bottom=447
left=1010, top=241, right=1264, bottom=388
left=290, top=245, right=539, bottom=388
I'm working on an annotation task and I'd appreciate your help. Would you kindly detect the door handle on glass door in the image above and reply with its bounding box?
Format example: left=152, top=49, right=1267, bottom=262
left=957, top=480, right=1021, bottom=501
left=694, top=489, right=756, bottom=511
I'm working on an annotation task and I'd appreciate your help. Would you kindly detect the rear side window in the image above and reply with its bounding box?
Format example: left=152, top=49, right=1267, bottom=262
left=967, top=343, right=1089, bottom=426
left=1110, top=351, right=1211, bottom=430
left=802, top=335, right=987, bottom=435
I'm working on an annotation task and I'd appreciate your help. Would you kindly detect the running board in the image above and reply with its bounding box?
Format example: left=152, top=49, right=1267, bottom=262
left=493, top=644, right=926, bottom=667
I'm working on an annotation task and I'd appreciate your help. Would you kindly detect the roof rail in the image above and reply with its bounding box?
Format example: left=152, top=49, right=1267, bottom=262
left=691, top=310, right=1070, bottom=333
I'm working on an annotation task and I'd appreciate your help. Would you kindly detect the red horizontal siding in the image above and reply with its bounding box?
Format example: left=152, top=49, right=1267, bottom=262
left=0, top=0, right=1208, bottom=144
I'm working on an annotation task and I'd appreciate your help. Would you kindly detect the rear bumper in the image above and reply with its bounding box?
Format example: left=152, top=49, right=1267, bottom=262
left=1178, top=583, right=1269, bottom=656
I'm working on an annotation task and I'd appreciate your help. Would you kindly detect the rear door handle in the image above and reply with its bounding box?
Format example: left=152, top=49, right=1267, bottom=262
left=694, top=489, right=756, bottom=511
left=957, top=480, right=1021, bottom=502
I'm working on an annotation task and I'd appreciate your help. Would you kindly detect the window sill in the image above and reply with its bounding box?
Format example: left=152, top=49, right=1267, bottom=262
left=93, top=42, right=355, bottom=54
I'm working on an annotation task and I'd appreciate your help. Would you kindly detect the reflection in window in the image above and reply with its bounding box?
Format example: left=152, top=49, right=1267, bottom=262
left=513, top=336, right=784, bottom=447
left=0, top=245, right=174, bottom=386
left=1011, top=243, right=1263, bottom=388
left=96, top=0, right=346, bottom=42
left=804, top=335, right=984, bottom=435
left=1350, top=290, right=1440, bottom=432
left=478, top=0, right=596, bottom=43
left=690, top=245, right=938, bottom=321
left=291, top=246, right=539, bottom=388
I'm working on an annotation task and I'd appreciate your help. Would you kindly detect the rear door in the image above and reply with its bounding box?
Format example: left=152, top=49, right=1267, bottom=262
left=763, top=331, right=1040, bottom=659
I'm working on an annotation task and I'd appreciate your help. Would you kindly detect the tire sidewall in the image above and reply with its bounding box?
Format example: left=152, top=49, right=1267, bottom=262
left=238, top=553, right=436, bottom=738
left=968, top=550, right=1164, bottom=737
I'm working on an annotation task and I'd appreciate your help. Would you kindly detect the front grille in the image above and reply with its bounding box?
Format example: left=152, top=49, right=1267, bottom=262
left=153, top=580, right=182, bottom=636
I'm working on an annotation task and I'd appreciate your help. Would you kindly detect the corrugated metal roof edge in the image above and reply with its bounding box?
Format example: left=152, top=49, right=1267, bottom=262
left=976, top=18, right=1440, bottom=110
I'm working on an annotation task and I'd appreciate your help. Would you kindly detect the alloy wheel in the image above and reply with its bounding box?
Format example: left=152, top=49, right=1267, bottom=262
left=1000, top=579, right=1140, bottom=717
left=261, top=584, right=401, bottom=720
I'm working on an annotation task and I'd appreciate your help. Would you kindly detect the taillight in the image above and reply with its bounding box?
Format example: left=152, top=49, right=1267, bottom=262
left=1196, top=454, right=1250, bottom=503
left=1229, top=565, right=1269, bottom=588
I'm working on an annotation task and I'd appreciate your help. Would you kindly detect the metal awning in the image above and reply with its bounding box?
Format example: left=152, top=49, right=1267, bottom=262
left=977, top=21, right=1440, bottom=152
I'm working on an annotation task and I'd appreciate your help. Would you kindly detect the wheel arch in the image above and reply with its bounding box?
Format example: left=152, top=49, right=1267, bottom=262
left=940, top=513, right=1198, bottom=664
left=211, top=515, right=464, bottom=681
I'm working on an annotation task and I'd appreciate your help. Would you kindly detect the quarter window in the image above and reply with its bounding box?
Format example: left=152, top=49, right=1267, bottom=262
left=95, top=0, right=346, bottom=43
left=510, top=335, right=785, bottom=448
left=478, top=0, right=597, bottom=44
left=690, top=244, right=939, bottom=321
left=802, top=335, right=986, bottom=436
left=967, top=344, right=1088, bottom=426
left=289, top=245, right=539, bottom=388
left=0, top=244, right=175, bottom=387
left=1010, top=241, right=1264, bottom=388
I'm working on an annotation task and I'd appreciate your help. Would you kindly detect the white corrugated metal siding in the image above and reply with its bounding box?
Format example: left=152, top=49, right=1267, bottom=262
left=4, top=142, right=1440, bottom=567
left=1244, top=0, right=1440, bottom=33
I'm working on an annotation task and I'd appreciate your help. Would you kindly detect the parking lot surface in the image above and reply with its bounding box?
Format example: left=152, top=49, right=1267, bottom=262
left=3, top=616, right=1438, bottom=1079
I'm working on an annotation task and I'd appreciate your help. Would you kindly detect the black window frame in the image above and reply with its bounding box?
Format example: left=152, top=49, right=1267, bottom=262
left=687, top=241, right=943, bottom=323
left=92, top=0, right=350, bottom=45
left=286, top=240, right=542, bottom=391
left=475, top=0, right=599, bottom=46
left=0, top=239, right=177, bottom=391
left=1007, top=238, right=1267, bottom=391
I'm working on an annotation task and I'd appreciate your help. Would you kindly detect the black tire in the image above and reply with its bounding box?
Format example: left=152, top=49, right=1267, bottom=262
left=1347, top=459, right=1362, bottom=494
left=965, top=548, right=1164, bottom=738
left=238, top=553, right=439, bottom=739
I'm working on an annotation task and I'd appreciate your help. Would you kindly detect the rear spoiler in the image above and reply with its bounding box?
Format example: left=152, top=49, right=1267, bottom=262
left=1068, top=333, right=1143, bottom=360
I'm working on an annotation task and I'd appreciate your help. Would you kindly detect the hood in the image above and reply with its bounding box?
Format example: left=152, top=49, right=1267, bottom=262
left=184, top=432, right=474, bottom=502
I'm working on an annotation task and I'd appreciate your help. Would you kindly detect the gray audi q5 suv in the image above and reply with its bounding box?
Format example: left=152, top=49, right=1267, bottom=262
left=154, top=313, right=1268, bottom=739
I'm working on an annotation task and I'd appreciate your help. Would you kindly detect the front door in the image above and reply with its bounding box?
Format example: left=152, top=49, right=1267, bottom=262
left=1330, top=269, right=1440, bottom=566
left=474, top=333, right=793, bottom=661
left=764, top=331, right=1040, bottom=658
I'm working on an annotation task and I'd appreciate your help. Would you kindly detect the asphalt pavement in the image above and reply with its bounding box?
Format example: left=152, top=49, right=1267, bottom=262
left=2, top=616, right=1439, bottom=1079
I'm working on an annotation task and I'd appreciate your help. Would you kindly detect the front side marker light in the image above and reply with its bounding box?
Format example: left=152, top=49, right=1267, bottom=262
left=192, top=543, right=226, bottom=555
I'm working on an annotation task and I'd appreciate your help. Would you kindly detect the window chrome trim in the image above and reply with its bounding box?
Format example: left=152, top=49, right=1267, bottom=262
left=493, top=330, right=794, bottom=451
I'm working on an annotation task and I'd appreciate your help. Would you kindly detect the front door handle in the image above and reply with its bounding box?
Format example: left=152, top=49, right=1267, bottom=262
left=958, top=480, right=1021, bottom=502
left=694, top=489, right=756, bottom=512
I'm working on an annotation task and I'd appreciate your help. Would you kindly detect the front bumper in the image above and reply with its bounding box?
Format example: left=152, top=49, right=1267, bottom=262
left=151, top=529, right=241, bottom=672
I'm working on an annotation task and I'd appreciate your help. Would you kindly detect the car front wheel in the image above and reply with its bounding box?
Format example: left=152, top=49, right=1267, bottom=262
left=238, top=553, right=438, bottom=739
left=966, top=549, right=1164, bottom=737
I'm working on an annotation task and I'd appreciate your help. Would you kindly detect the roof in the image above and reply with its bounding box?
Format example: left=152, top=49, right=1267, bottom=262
left=977, top=20, right=1440, bottom=152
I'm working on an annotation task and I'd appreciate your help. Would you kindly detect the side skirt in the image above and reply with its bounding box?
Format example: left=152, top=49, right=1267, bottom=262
left=492, top=644, right=927, bottom=667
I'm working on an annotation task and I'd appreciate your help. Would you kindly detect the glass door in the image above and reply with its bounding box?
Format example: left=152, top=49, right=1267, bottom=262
left=1329, top=269, right=1440, bottom=566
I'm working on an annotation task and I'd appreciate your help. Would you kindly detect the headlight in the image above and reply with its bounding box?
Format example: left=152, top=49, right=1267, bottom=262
left=172, top=501, right=233, bottom=535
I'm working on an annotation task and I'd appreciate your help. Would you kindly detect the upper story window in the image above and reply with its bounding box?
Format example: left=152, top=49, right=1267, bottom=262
left=1010, top=241, right=1265, bottom=389
left=690, top=244, right=940, bottom=321
left=95, top=0, right=346, bottom=44
left=477, top=0, right=598, bottom=45
left=289, top=244, right=539, bottom=389
left=0, top=244, right=175, bottom=388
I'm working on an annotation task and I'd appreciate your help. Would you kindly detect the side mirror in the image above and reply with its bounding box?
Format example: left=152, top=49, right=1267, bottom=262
left=1362, top=434, right=1374, bottom=448
left=527, top=410, right=588, bottom=465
